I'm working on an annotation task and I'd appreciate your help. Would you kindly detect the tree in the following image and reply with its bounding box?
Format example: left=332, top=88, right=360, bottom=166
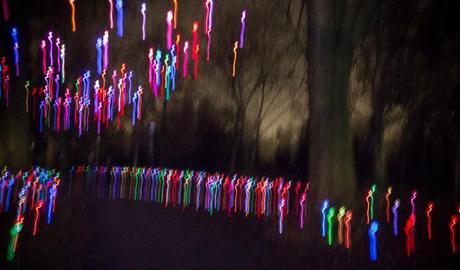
left=306, top=0, right=376, bottom=204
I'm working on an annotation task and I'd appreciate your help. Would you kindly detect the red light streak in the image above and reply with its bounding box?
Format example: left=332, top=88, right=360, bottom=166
left=385, top=187, right=392, bottom=223
left=426, top=202, right=433, bottom=240
left=449, top=215, right=458, bottom=254
left=344, top=210, right=352, bottom=249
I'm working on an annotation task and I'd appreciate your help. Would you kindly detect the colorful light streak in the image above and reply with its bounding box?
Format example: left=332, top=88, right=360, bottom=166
left=337, top=207, right=346, bottom=245
left=392, top=199, right=400, bottom=236
left=232, top=41, right=238, bottom=77
left=404, top=214, right=416, bottom=257
left=60, top=44, right=66, bottom=82
left=103, top=31, right=109, bottom=70
left=96, top=37, right=103, bottom=75
left=278, top=198, right=285, bottom=234
left=141, top=3, right=146, bottom=41
left=327, top=207, right=335, bottom=245
left=410, top=191, right=417, bottom=216
left=116, top=0, right=123, bottom=37
left=11, top=27, right=19, bottom=76
left=321, top=200, right=329, bottom=237
left=166, top=11, right=173, bottom=50
left=175, top=35, right=181, bottom=70
left=172, top=0, right=178, bottom=29
left=344, top=210, right=352, bottom=249
left=25, top=81, right=30, bottom=112
left=6, top=216, right=24, bottom=261
left=385, top=186, right=392, bottom=223
left=48, top=32, right=54, bottom=67
left=426, top=202, right=433, bottom=240
left=69, top=0, right=76, bottom=32
left=183, top=41, right=189, bottom=78
left=368, top=221, right=379, bottom=261
left=205, top=0, right=213, bottom=61
left=449, top=215, right=458, bottom=254
left=299, top=192, right=306, bottom=229
left=365, top=184, right=376, bottom=224
left=41, top=40, right=47, bottom=75
left=108, top=0, right=114, bottom=29
left=239, top=10, right=246, bottom=48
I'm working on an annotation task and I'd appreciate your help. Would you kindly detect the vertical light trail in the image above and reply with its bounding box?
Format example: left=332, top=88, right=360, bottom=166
left=69, top=0, right=76, bottom=32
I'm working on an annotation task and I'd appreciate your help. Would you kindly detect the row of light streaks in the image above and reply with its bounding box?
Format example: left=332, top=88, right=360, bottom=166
left=0, top=56, right=11, bottom=107
left=74, top=166, right=311, bottom=234
left=1, top=167, right=61, bottom=261
left=70, top=166, right=460, bottom=261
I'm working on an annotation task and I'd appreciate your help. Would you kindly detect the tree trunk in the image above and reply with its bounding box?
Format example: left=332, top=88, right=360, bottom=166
left=307, top=0, right=357, bottom=205
left=370, top=25, right=386, bottom=187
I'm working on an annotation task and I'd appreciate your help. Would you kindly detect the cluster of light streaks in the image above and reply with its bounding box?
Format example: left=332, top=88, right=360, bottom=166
left=146, top=46, right=179, bottom=100
left=1, top=167, right=61, bottom=261
left=27, top=37, right=149, bottom=134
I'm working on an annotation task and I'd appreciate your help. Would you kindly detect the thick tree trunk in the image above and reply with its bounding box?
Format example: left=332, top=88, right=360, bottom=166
left=307, top=0, right=357, bottom=205
left=370, top=51, right=386, bottom=187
